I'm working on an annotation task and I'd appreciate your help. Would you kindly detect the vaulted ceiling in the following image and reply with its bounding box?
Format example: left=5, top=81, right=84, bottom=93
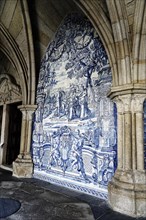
left=0, top=0, right=83, bottom=103
left=28, top=0, right=82, bottom=74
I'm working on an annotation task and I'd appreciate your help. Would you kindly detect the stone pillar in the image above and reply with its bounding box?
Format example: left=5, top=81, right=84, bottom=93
left=122, top=95, right=132, bottom=170
left=115, top=99, right=123, bottom=170
left=13, top=105, right=37, bottom=178
left=108, top=94, right=146, bottom=218
left=0, top=104, right=9, bottom=165
left=132, top=95, right=145, bottom=170
left=17, top=107, right=27, bottom=158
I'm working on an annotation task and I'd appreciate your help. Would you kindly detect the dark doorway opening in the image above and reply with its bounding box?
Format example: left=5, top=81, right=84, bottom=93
left=6, top=102, right=22, bottom=165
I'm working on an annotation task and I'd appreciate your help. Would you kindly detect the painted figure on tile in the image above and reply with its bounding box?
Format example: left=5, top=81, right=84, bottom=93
left=32, top=13, right=117, bottom=195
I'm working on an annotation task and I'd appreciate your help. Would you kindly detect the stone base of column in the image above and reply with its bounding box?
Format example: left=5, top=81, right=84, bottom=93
left=12, top=157, right=33, bottom=178
left=108, top=169, right=146, bottom=217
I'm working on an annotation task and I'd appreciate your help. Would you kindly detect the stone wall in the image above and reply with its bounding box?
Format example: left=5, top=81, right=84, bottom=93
left=144, top=100, right=146, bottom=169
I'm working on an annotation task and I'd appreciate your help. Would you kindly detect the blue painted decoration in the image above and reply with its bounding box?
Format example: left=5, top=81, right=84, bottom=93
left=32, top=13, right=117, bottom=199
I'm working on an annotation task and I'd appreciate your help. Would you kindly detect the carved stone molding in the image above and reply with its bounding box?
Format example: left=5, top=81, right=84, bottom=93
left=113, top=97, right=123, bottom=113
left=0, top=73, right=21, bottom=104
left=113, top=93, right=146, bottom=114
left=120, top=94, right=132, bottom=112
left=108, top=84, right=146, bottom=100
left=132, top=94, right=146, bottom=113
left=18, top=105, right=37, bottom=120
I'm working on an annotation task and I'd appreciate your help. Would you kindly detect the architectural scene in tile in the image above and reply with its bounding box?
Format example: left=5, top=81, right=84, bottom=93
left=0, top=0, right=146, bottom=218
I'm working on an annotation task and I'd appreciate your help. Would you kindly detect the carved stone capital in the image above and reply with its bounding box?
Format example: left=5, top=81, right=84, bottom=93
left=26, top=105, right=37, bottom=120
left=18, top=105, right=37, bottom=120
left=120, top=95, right=132, bottom=112
left=132, top=94, right=146, bottom=113
left=18, top=107, right=27, bottom=119
left=114, top=95, right=132, bottom=113
left=113, top=97, right=123, bottom=113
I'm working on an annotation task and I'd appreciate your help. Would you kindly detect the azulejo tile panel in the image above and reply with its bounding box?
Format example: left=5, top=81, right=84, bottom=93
left=32, top=13, right=117, bottom=198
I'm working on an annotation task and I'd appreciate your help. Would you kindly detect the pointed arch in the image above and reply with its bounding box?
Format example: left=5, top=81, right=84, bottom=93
left=106, top=0, right=131, bottom=85
left=0, top=22, right=28, bottom=104
left=19, top=0, right=36, bottom=104
left=74, top=0, right=118, bottom=86
left=133, top=0, right=146, bottom=83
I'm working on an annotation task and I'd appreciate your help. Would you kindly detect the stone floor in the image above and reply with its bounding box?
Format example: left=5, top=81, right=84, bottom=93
left=0, top=168, right=146, bottom=220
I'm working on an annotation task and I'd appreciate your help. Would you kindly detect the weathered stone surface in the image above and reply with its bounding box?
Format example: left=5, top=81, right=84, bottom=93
left=13, top=161, right=33, bottom=178
left=108, top=170, right=146, bottom=217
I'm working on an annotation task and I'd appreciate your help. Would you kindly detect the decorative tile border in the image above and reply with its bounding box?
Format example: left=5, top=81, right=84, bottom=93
left=33, top=170, right=108, bottom=200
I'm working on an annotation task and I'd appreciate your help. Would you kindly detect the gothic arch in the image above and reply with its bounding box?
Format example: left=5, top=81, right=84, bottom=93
left=103, top=0, right=131, bottom=85
left=0, top=0, right=36, bottom=105
left=74, top=0, right=118, bottom=86
left=74, top=0, right=117, bottom=86
left=19, top=0, right=36, bottom=104
left=0, top=73, right=21, bottom=104
left=74, top=0, right=136, bottom=87
left=0, top=22, right=28, bottom=104
left=133, top=0, right=146, bottom=83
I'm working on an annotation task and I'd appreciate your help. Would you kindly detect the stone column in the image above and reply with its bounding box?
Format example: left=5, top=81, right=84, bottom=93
left=13, top=105, right=37, bottom=177
left=108, top=94, right=146, bottom=218
left=122, top=95, right=132, bottom=170
left=17, top=107, right=27, bottom=159
left=114, top=98, right=123, bottom=170
left=132, top=94, right=145, bottom=170
left=0, top=104, right=9, bottom=165
left=113, top=95, right=132, bottom=170
left=24, top=108, right=35, bottom=159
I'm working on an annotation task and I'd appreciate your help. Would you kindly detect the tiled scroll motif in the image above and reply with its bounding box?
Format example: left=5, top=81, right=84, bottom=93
left=32, top=13, right=117, bottom=194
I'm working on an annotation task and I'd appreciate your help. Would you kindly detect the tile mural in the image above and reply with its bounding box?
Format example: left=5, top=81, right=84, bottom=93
left=32, top=13, right=117, bottom=199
